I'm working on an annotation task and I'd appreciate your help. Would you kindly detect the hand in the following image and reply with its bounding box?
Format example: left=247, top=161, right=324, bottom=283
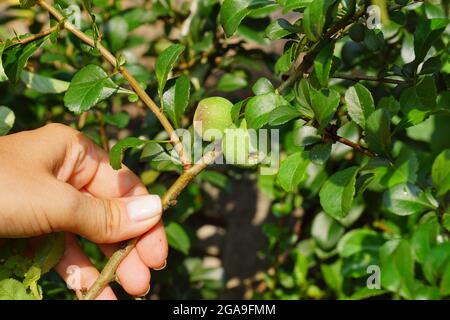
left=0, top=123, right=168, bottom=299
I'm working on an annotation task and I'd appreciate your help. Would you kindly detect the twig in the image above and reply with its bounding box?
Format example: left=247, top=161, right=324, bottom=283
left=0, top=25, right=59, bottom=46
left=332, top=73, right=407, bottom=85
left=325, top=130, right=376, bottom=157
left=37, top=0, right=191, bottom=169
left=82, top=149, right=220, bottom=300
left=278, top=1, right=364, bottom=93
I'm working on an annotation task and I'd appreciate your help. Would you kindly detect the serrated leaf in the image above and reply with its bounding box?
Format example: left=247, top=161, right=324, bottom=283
left=109, top=137, right=147, bottom=170
left=103, top=111, right=130, bottom=129
left=277, top=151, right=309, bottom=192
left=106, top=16, right=129, bottom=52
left=165, top=221, right=190, bottom=254
left=140, top=142, right=172, bottom=162
left=64, top=65, right=122, bottom=114
left=311, top=212, right=345, bottom=251
left=431, top=149, right=450, bottom=197
left=0, top=279, right=35, bottom=300
left=265, top=18, right=300, bottom=40
left=345, top=83, right=375, bottom=129
left=245, top=92, right=288, bottom=129
left=0, top=43, right=8, bottom=82
left=216, top=72, right=248, bottom=92
left=303, top=0, right=337, bottom=42
left=163, top=75, right=191, bottom=128
left=337, top=229, right=384, bottom=258
left=34, top=233, right=65, bottom=274
left=0, top=106, right=15, bottom=136
left=219, top=0, right=273, bottom=37
left=382, top=183, right=436, bottom=216
left=3, top=36, right=49, bottom=83
left=268, top=104, right=301, bottom=126
left=309, top=142, right=331, bottom=165
left=310, top=87, right=340, bottom=130
left=252, top=77, right=274, bottom=95
left=414, top=18, right=448, bottom=64
left=319, top=166, right=359, bottom=219
left=313, top=42, right=334, bottom=87
left=411, top=213, right=439, bottom=264
left=365, top=108, right=391, bottom=156
left=155, top=44, right=185, bottom=97
left=20, top=70, right=69, bottom=94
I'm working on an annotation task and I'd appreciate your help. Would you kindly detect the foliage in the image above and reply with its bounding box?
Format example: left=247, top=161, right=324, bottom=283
left=0, top=0, right=449, bottom=300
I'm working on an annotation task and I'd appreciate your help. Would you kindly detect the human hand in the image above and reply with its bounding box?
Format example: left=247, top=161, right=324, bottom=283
left=0, top=123, right=168, bottom=299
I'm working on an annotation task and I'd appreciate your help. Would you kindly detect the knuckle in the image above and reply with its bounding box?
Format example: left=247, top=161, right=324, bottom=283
left=97, top=199, right=122, bottom=243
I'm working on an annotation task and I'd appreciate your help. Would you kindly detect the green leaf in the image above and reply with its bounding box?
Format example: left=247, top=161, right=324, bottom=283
left=337, top=229, right=384, bottom=258
left=414, top=18, right=448, bottom=64
left=365, top=108, right=391, bottom=156
left=0, top=279, right=35, bottom=300
left=382, top=183, right=436, bottom=216
left=165, top=221, right=190, bottom=254
left=313, top=42, right=334, bottom=87
left=252, top=77, right=274, bottom=95
left=319, top=166, right=359, bottom=219
left=103, top=111, right=130, bottom=129
left=277, top=151, right=309, bottom=192
left=431, top=149, right=450, bottom=197
left=295, top=79, right=314, bottom=119
left=163, top=75, right=191, bottom=128
left=443, top=213, right=450, bottom=233
left=34, top=233, right=65, bottom=274
left=109, top=137, right=147, bottom=170
left=245, top=92, right=288, bottom=129
left=265, top=18, right=300, bottom=40
left=411, top=213, right=439, bottom=264
left=155, top=44, right=185, bottom=97
left=20, top=70, right=69, bottom=94
left=282, top=0, right=312, bottom=13
left=64, top=65, right=122, bottom=114
left=0, top=43, right=8, bottom=82
left=345, top=83, right=375, bottom=129
left=303, top=0, right=336, bottom=42
left=23, top=264, right=42, bottom=299
left=268, top=104, right=301, bottom=126
left=3, top=36, right=49, bottom=83
left=423, top=243, right=450, bottom=285
left=380, top=239, right=415, bottom=299
left=310, top=87, right=340, bottom=130
left=106, top=16, right=129, bottom=52
left=19, top=0, right=36, bottom=8
left=216, top=72, right=248, bottom=92
left=311, top=212, right=345, bottom=251
left=140, top=142, right=172, bottom=162
left=0, top=106, right=15, bottom=136
left=219, top=0, right=273, bottom=37
left=309, top=142, right=331, bottom=165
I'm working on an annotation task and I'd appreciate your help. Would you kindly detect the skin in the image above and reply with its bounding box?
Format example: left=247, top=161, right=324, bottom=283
left=0, top=123, right=168, bottom=300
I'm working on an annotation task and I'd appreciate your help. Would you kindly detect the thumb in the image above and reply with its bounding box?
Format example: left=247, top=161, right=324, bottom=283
left=67, top=193, right=163, bottom=243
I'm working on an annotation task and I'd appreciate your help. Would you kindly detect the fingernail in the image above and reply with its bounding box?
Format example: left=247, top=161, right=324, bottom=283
left=139, top=285, right=151, bottom=298
left=154, top=259, right=167, bottom=271
left=127, top=195, right=162, bottom=222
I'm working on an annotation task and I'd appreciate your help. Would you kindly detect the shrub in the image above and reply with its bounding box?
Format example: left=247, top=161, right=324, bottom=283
left=0, top=0, right=449, bottom=300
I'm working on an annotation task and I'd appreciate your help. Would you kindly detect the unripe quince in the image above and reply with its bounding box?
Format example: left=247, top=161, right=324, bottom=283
left=193, top=97, right=234, bottom=141
left=222, top=119, right=260, bottom=168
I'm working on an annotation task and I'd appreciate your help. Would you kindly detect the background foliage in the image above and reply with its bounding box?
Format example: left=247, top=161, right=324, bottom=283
left=0, top=0, right=449, bottom=300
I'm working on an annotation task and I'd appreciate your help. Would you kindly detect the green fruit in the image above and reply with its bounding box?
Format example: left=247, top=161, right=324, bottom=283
left=222, top=119, right=259, bottom=168
left=193, top=97, right=233, bottom=141
left=349, top=23, right=365, bottom=42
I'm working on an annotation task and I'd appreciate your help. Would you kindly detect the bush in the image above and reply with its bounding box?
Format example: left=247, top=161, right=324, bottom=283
left=0, top=0, right=449, bottom=300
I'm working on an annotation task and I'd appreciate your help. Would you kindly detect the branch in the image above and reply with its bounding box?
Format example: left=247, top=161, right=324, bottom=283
left=278, top=1, right=365, bottom=93
left=332, top=73, right=408, bottom=85
left=324, top=129, right=376, bottom=157
left=37, top=0, right=191, bottom=169
left=0, top=25, right=59, bottom=45
left=82, top=149, right=220, bottom=300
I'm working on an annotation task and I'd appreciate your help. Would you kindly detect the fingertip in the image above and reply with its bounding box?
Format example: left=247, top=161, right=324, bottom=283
left=136, top=222, right=169, bottom=269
